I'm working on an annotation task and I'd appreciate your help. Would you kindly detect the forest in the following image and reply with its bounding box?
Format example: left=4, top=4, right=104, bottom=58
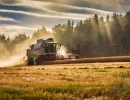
left=1, top=11, right=130, bottom=59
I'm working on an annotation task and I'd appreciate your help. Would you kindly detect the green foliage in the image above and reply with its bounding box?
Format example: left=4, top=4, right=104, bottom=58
left=11, top=33, right=28, bottom=43
left=1, top=11, right=130, bottom=58
left=32, top=26, right=51, bottom=40
left=120, top=72, right=130, bottom=78
left=52, top=12, right=130, bottom=57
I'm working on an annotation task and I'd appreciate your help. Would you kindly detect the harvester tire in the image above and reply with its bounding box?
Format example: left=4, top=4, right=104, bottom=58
left=61, top=55, right=64, bottom=60
left=35, top=59, right=39, bottom=65
left=28, top=58, right=35, bottom=65
left=37, top=61, right=44, bottom=65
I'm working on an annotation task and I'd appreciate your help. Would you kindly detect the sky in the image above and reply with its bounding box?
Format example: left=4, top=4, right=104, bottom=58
left=0, top=0, right=130, bottom=38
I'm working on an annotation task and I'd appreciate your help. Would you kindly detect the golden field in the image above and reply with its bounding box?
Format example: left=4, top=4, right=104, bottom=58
left=0, top=62, right=130, bottom=100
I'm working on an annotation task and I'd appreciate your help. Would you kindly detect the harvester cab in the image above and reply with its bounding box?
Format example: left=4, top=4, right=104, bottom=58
left=27, top=38, right=79, bottom=65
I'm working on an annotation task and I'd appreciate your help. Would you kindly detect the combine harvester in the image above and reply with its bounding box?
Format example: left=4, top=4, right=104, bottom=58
left=26, top=38, right=79, bottom=65
left=27, top=38, right=130, bottom=65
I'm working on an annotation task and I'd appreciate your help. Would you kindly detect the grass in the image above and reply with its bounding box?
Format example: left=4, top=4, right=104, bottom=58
left=114, top=71, right=130, bottom=78
left=0, top=62, right=130, bottom=100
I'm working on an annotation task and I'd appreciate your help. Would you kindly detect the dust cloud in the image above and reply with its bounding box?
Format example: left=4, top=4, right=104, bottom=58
left=0, top=40, right=31, bottom=67
left=0, top=33, right=71, bottom=67
left=58, top=46, right=72, bottom=57
left=0, top=55, right=26, bottom=67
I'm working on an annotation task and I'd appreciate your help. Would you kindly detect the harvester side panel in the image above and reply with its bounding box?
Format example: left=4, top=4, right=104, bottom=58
left=27, top=49, right=38, bottom=58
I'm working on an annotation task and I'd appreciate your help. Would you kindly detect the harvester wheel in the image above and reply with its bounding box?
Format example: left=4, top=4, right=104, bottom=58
left=37, top=61, right=44, bottom=65
left=28, top=58, right=35, bottom=65
left=34, top=59, right=38, bottom=65
left=68, top=55, right=71, bottom=59
left=61, top=55, right=64, bottom=60
left=37, top=55, right=44, bottom=65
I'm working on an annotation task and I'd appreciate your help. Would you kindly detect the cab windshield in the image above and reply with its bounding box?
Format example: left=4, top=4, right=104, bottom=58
left=45, top=43, right=57, bottom=53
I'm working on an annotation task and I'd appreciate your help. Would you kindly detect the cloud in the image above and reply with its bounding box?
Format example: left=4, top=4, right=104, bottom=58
left=74, top=0, right=130, bottom=13
left=0, top=10, right=79, bottom=31
left=5, top=25, right=37, bottom=30
left=29, top=0, right=130, bottom=12
left=0, top=0, right=122, bottom=21
left=30, top=0, right=128, bottom=13
left=0, top=0, right=128, bottom=38
left=0, top=0, right=129, bottom=12
left=0, top=0, right=76, bottom=4
left=22, top=0, right=114, bottom=15
left=0, top=0, right=19, bottom=4
left=0, top=0, right=115, bottom=15
left=45, top=3, right=114, bottom=15
left=0, top=16, right=19, bottom=22
left=0, top=4, right=48, bottom=14
left=0, top=24, right=37, bottom=38
left=0, top=9, right=94, bottom=20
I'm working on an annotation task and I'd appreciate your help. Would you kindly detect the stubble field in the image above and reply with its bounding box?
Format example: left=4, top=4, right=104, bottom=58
left=0, top=62, right=130, bottom=100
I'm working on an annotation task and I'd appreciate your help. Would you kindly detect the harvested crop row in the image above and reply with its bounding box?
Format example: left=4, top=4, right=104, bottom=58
left=43, top=56, right=130, bottom=65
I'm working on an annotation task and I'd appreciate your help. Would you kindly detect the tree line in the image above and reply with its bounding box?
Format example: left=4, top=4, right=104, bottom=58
left=1, top=11, right=130, bottom=58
